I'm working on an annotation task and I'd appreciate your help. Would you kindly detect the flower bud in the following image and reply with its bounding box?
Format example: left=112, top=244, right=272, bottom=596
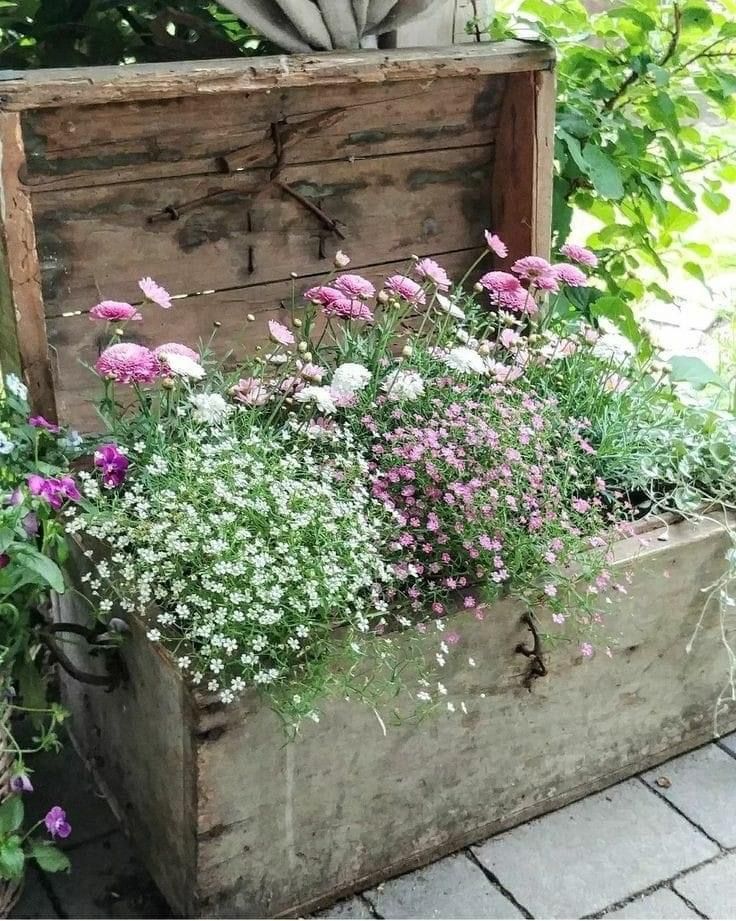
left=213, top=320, right=221, bottom=328
left=377, top=290, right=389, bottom=304
left=334, top=250, right=350, bottom=268
left=114, top=327, right=125, bottom=337
left=298, top=341, right=308, bottom=353
left=473, top=282, right=483, bottom=293
left=161, top=377, right=176, bottom=390
left=293, top=317, right=303, bottom=328
left=246, top=314, right=255, bottom=322
left=478, top=341, right=492, bottom=356
left=402, top=345, right=413, bottom=358
left=303, top=352, right=312, bottom=362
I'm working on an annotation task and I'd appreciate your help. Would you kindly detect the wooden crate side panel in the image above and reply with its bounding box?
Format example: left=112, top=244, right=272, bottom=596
left=0, top=112, right=55, bottom=417
left=54, top=544, right=197, bottom=917
left=20, top=75, right=505, bottom=191
left=193, top=517, right=736, bottom=917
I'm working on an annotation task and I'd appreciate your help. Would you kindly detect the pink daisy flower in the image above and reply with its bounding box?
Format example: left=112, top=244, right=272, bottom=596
left=154, top=342, right=199, bottom=362
left=95, top=342, right=159, bottom=384
left=484, top=230, right=508, bottom=259
left=385, top=274, right=426, bottom=305
left=560, top=243, right=598, bottom=267
left=231, top=377, right=271, bottom=407
left=553, top=263, right=588, bottom=287
left=414, top=258, right=451, bottom=291
left=138, top=276, right=172, bottom=309
left=298, top=362, right=326, bottom=383
left=268, top=319, right=295, bottom=347
left=89, top=300, right=142, bottom=322
left=334, top=274, right=376, bottom=299
left=511, top=256, right=553, bottom=280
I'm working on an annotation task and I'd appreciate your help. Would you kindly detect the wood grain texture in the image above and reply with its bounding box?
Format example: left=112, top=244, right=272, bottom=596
left=56, top=516, right=736, bottom=917
left=0, top=42, right=554, bottom=110
left=20, top=75, right=503, bottom=191
left=0, top=112, right=56, bottom=419
left=35, top=144, right=493, bottom=315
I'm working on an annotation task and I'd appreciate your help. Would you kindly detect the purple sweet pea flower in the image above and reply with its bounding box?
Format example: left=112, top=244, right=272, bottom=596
left=10, top=772, right=33, bottom=794
left=94, top=444, right=130, bottom=489
left=0, top=553, right=9, bottom=569
left=44, top=806, right=71, bottom=839
left=29, top=415, right=61, bottom=434
left=27, top=474, right=81, bottom=509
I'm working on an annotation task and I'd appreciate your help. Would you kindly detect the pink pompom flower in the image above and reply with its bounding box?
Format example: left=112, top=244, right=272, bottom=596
left=268, top=319, right=295, bottom=347
left=560, top=243, right=598, bottom=267
left=154, top=343, right=199, bottom=363
left=334, top=274, right=376, bottom=299
left=484, top=230, right=508, bottom=259
left=479, top=271, right=523, bottom=295
left=138, top=276, right=172, bottom=309
left=385, top=274, right=426, bottom=305
left=304, top=285, right=343, bottom=306
left=414, top=258, right=451, bottom=291
left=89, top=300, right=142, bottom=322
left=323, top=297, right=375, bottom=322
left=553, top=263, right=588, bottom=287
left=511, top=256, right=554, bottom=281
left=95, top=343, right=159, bottom=384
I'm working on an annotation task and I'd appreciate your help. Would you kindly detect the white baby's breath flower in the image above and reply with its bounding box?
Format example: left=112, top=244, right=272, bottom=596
left=4, top=373, right=27, bottom=401
left=330, top=362, right=372, bottom=395
left=189, top=393, right=231, bottom=425
left=381, top=369, right=425, bottom=402
left=444, top=346, right=487, bottom=375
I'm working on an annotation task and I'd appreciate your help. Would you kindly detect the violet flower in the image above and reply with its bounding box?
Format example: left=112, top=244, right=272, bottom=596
left=94, top=444, right=130, bottom=489
left=10, top=772, right=33, bottom=794
left=44, top=806, right=71, bottom=839
left=29, top=415, right=61, bottom=434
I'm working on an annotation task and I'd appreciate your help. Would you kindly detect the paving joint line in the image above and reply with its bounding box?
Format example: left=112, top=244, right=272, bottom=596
left=667, top=882, right=710, bottom=920
left=464, top=847, right=535, bottom=919
left=584, top=848, right=736, bottom=918
left=715, top=738, right=736, bottom=761
left=359, top=890, right=385, bottom=919
left=636, top=775, right=726, bottom=851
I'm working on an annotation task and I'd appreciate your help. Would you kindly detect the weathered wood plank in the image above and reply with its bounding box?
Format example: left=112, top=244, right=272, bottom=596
left=0, top=42, right=554, bottom=110
left=47, top=249, right=483, bottom=431
left=0, top=112, right=56, bottom=419
left=34, top=145, right=493, bottom=315
left=20, top=75, right=504, bottom=191
left=489, top=67, right=555, bottom=266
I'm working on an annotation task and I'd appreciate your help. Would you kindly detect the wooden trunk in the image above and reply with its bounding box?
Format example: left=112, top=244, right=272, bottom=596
left=0, top=42, right=554, bottom=430
left=56, top=515, right=736, bottom=918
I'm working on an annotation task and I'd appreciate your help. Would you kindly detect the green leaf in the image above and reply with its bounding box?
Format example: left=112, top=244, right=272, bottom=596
left=590, top=296, right=642, bottom=344
left=581, top=145, right=625, bottom=200
left=29, top=842, right=70, bottom=874
left=703, top=190, right=730, bottom=214
left=669, top=356, right=727, bottom=390
left=683, top=262, right=705, bottom=284
left=0, top=797, right=23, bottom=837
left=0, top=837, right=25, bottom=881
left=13, top=547, right=65, bottom=593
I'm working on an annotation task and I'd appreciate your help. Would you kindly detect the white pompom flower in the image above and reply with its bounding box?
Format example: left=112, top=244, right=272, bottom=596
left=330, top=362, right=372, bottom=395
left=443, top=346, right=487, bottom=375
left=161, top=352, right=206, bottom=380
left=381, top=369, right=425, bottom=402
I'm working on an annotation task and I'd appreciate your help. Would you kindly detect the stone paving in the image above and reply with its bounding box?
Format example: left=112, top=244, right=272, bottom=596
left=9, top=733, right=736, bottom=919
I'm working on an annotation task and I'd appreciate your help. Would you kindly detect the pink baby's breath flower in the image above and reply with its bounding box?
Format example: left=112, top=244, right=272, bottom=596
left=484, top=230, right=508, bottom=258
left=444, top=632, right=460, bottom=645
left=572, top=497, right=591, bottom=514
left=543, top=583, right=557, bottom=598
left=511, top=256, right=553, bottom=280
left=268, top=319, right=295, bottom=347
left=561, top=243, right=598, bottom=267
left=553, top=263, right=588, bottom=287
left=385, top=274, right=426, bottom=305
left=138, top=276, right=172, bottom=309
left=89, top=300, right=142, bottom=322
left=463, top=596, right=476, bottom=609
left=552, top=613, right=566, bottom=624
left=414, top=258, right=451, bottom=291
left=580, top=642, right=594, bottom=658
left=95, top=343, right=159, bottom=384
left=334, top=274, right=376, bottom=299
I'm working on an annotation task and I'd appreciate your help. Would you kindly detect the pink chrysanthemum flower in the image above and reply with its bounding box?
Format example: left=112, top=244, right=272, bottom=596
left=330, top=387, right=357, bottom=408
left=304, top=285, right=343, bottom=306
left=138, top=276, right=172, bottom=309
left=553, top=263, right=588, bottom=287
left=560, top=243, right=598, bottom=267
left=385, top=274, right=426, bottom=305
left=414, top=258, right=451, bottom=291
left=479, top=271, right=523, bottom=295
left=511, top=256, right=553, bottom=280
left=534, top=273, right=560, bottom=293
left=95, top=342, right=159, bottom=384
left=154, top=343, right=199, bottom=362
left=268, top=319, right=295, bottom=347
left=298, top=362, right=326, bottom=383
left=323, top=297, right=375, bottom=322
left=333, top=274, right=376, bottom=299
left=232, top=377, right=271, bottom=407
left=484, top=230, right=508, bottom=259
left=89, top=300, right=142, bottom=322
